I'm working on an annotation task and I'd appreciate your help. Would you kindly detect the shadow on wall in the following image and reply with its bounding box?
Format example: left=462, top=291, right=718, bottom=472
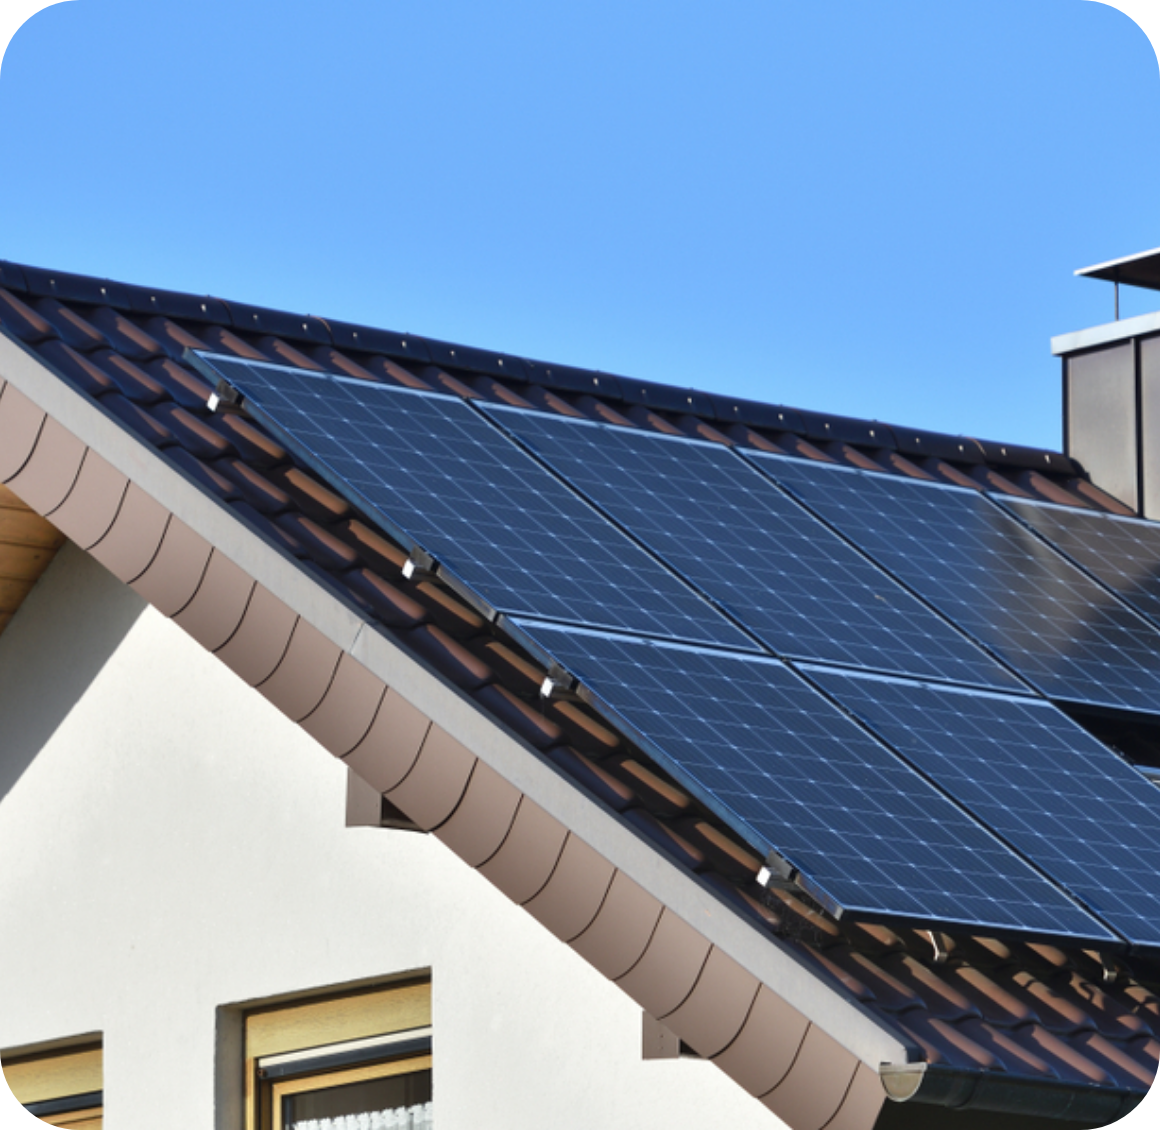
left=0, top=541, right=145, bottom=804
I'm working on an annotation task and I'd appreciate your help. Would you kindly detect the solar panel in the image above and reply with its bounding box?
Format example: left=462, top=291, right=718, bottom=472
left=191, top=354, right=752, bottom=649
left=1001, top=497, right=1160, bottom=629
left=487, top=405, right=1020, bottom=689
left=509, top=618, right=1114, bottom=945
left=751, top=454, right=1160, bottom=714
left=806, top=666, right=1160, bottom=953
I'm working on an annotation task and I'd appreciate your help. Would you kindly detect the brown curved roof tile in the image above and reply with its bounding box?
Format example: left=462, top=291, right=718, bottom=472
left=342, top=688, right=432, bottom=794
left=523, top=833, right=616, bottom=943
left=760, top=1024, right=861, bottom=1130
left=432, top=759, right=523, bottom=867
left=256, top=617, right=343, bottom=721
left=171, top=550, right=255, bottom=652
left=129, top=517, right=213, bottom=618
left=299, top=653, right=387, bottom=758
left=476, top=798, right=569, bottom=905
left=385, top=724, right=476, bottom=831
left=570, top=870, right=665, bottom=980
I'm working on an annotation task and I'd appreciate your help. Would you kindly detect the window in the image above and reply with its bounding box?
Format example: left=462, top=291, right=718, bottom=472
left=245, top=979, right=431, bottom=1130
left=1, top=1038, right=102, bottom=1128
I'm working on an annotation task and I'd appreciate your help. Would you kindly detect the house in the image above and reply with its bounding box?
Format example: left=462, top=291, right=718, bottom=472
left=0, top=256, right=1157, bottom=1130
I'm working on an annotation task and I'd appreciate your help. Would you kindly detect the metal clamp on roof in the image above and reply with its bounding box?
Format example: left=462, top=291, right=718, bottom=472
left=540, top=664, right=579, bottom=701
left=206, top=379, right=244, bottom=415
left=401, top=548, right=438, bottom=581
left=757, top=851, right=798, bottom=890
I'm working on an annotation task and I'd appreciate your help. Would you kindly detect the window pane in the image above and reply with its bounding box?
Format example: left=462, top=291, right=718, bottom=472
left=285, top=1069, right=432, bottom=1130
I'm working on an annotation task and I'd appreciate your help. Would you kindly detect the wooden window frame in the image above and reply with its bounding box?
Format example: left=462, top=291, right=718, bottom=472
left=244, top=978, right=431, bottom=1130
left=1, top=1038, right=103, bottom=1129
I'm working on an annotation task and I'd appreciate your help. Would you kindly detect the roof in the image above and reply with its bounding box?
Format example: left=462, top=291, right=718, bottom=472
left=1077, top=248, right=1160, bottom=292
left=0, top=260, right=1156, bottom=1129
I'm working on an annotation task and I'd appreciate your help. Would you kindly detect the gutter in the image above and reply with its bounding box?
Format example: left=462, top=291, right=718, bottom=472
left=880, top=1062, right=1144, bottom=1124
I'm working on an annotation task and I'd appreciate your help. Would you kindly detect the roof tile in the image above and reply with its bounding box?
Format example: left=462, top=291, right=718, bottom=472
left=140, top=316, right=211, bottom=361
left=476, top=797, right=568, bottom=904
left=216, top=459, right=292, bottom=514
left=210, top=412, right=288, bottom=467
left=32, top=298, right=107, bottom=352
left=878, top=953, right=982, bottom=1021
left=142, top=357, right=215, bottom=410
left=545, top=746, right=635, bottom=812
left=343, top=569, right=427, bottom=629
left=153, top=403, right=235, bottom=459
left=0, top=288, right=56, bottom=342
left=267, top=466, right=350, bottom=522
left=523, top=832, right=617, bottom=942
left=36, top=340, right=117, bottom=396
left=274, top=513, right=361, bottom=571
left=472, top=684, right=563, bottom=751
left=85, top=306, right=165, bottom=361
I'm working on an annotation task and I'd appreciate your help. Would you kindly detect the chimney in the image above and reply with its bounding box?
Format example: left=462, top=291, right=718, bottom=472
left=1053, top=247, right=1160, bottom=517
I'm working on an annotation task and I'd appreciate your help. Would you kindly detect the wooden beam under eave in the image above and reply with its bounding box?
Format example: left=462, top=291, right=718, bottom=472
left=0, top=483, right=65, bottom=640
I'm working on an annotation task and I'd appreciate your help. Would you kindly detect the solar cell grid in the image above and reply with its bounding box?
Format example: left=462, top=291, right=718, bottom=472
left=1001, top=497, right=1160, bottom=629
left=511, top=618, right=1114, bottom=944
left=807, top=667, right=1160, bottom=952
left=487, top=405, right=1019, bottom=689
left=752, top=454, right=1160, bottom=714
left=192, top=354, right=751, bottom=649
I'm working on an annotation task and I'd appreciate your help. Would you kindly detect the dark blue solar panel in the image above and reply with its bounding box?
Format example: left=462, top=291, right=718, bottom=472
left=752, top=455, right=1160, bottom=714
left=192, top=354, right=751, bottom=648
left=510, top=618, right=1114, bottom=944
left=1001, top=497, right=1160, bottom=630
left=487, top=405, right=1020, bottom=690
left=807, top=667, right=1160, bottom=952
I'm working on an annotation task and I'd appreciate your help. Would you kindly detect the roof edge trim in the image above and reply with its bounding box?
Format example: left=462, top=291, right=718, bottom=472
left=1051, top=311, right=1160, bottom=356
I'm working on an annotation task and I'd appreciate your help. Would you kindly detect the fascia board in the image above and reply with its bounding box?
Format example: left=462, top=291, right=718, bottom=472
left=0, top=329, right=916, bottom=1072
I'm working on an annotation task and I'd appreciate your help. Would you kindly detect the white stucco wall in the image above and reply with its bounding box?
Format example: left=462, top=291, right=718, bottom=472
left=0, top=544, right=781, bottom=1129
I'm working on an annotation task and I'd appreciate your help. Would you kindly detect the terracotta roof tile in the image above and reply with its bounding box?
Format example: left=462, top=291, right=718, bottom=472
left=473, top=684, right=564, bottom=752
left=209, top=412, right=288, bottom=467
left=901, top=1013, right=1001, bottom=1071
left=140, top=315, right=210, bottom=361
left=621, top=808, right=706, bottom=872
left=406, top=624, right=495, bottom=691
left=85, top=306, right=165, bottom=361
left=142, top=357, right=216, bottom=409
left=152, top=403, right=235, bottom=459
left=545, top=746, right=636, bottom=812
left=0, top=288, right=56, bottom=342
left=32, top=297, right=107, bottom=351
left=546, top=698, right=622, bottom=754
left=36, top=340, right=118, bottom=396
left=342, top=568, right=428, bottom=629
left=216, top=459, right=292, bottom=514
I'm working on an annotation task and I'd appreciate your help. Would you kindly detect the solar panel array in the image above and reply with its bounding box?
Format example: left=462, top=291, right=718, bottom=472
left=194, top=353, right=1160, bottom=951
left=510, top=619, right=1112, bottom=941
left=1001, top=497, right=1160, bottom=629
left=192, top=355, right=751, bottom=649
left=805, top=667, right=1160, bottom=950
left=487, top=405, right=1019, bottom=690
left=753, top=454, right=1160, bottom=714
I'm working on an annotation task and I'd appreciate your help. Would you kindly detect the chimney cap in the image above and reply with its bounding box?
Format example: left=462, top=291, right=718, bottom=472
left=1076, top=246, right=1160, bottom=291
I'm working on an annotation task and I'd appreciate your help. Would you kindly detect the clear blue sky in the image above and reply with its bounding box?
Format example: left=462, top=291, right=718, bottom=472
left=0, top=0, right=1157, bottom=452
